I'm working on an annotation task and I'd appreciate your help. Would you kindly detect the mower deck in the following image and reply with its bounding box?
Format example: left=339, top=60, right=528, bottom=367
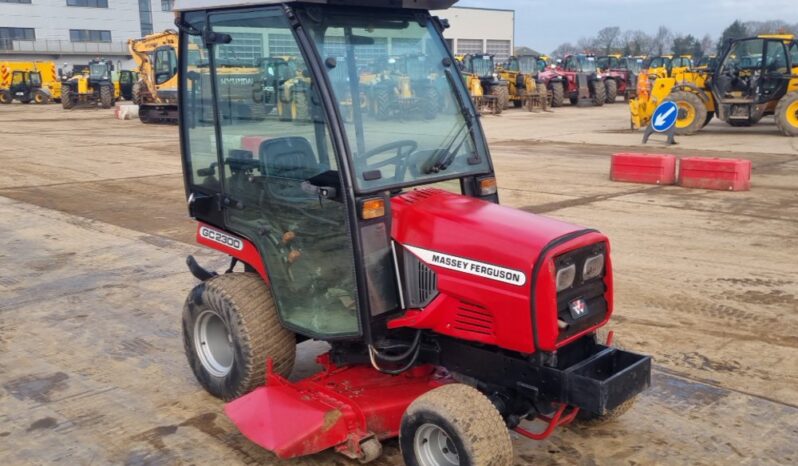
left=225, top=355, right=447, bottom=460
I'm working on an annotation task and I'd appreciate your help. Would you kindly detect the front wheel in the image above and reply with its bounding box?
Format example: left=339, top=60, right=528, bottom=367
left=99, top=85, right=113, bottom=109
left=665, top=90, right=707, bottom=135
left=592, top=80, right=606, bottom=107
left=550, top=81, right=564, bottom=107
left=604, top=79, right=618, bottom=103
left=400, top=384, right=513, bottom=466
left=34, top=91, right=50, bottom=105
left=490, top=84, right=509, bottom=114
left=61, top=87, right=76, bottom=109
left=182, top=272, right=296, bottom=401
left=0, top=89, right=11, bottom=104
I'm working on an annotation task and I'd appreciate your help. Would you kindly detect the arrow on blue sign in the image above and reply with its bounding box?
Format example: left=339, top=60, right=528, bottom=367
left=651, top=101, right=678, bottom=133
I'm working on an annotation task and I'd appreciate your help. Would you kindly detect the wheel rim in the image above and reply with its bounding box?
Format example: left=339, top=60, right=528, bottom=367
left=35, top=94, right=43, bottom=103
left=414, top=423, right=459, bottom=466
left=194, top=309, right=234, bottom=377
left=786, top=101, right=798, bottom=127
left=676, top=101, right=696, bottom=128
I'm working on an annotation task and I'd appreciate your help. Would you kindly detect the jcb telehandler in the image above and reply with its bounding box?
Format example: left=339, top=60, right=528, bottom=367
left=557, top=54, right=606, bottom=106
left=174, top=1, right=651, bottom=465
left=456, top=53, right=509, bottom=114
left=631, top=34, right=798, bottom=136
left=61, top=58, right=116, bottom=109
left=0, top=70, right=51, bottom=104
left=499, top=55, right=549, bottom=111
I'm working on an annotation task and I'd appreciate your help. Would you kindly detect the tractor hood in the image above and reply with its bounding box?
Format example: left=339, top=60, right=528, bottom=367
left=389, top=188, right=610, bottom=354
left=391, top=189, right=584, bottom=279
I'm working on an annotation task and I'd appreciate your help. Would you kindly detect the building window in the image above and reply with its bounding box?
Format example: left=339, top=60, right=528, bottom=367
left=0, top=27, right=35, bottom=41
left=161, top=0, right=174, bottom=11
left=267, top=33, right=298, bottom=58
left=66, top=0, right=109, bottom=7
left=69, top=29, right=111, bottom=42
left=139, top=0, right=153, bottom=36
left=391, top=38, right=422, bottom=55
left=486, top=40, right=511, bottom=61
left=457, top=39, right=483, bottom=55
left=1, top=0, right=33, bottom=4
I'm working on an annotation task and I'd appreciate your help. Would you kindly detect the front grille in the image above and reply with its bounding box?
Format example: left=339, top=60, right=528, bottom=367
left=403, top=249, right=438, bottom=308
left=554, top=242, right=608, bottom=340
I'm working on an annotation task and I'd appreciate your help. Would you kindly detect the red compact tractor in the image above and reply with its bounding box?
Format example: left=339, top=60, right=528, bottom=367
left=557, top=54, right=606, bottom=106
left=174, top=1, right=651, bottom=464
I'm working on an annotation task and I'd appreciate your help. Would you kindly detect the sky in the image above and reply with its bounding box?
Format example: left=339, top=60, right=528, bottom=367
left=457, top=0, right=798, bottom=54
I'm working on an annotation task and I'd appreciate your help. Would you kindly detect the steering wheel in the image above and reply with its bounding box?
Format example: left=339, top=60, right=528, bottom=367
left=358, top=140, right=418, bottom=183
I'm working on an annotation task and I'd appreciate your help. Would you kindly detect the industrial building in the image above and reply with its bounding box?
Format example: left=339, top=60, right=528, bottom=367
left=435, top=6, right=515, bottom=61
left=0, top=0, right=174, bottom=68
left=0, top=2, right=514, bottom=68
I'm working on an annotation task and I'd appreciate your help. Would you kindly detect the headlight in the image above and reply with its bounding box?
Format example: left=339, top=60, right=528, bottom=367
left=583, top=253, right=605, bottom=281
left=556, top=264, right=576, bottom=292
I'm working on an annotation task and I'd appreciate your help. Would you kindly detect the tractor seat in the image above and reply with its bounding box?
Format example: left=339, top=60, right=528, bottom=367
left=260, top=137, right=319, bottom=181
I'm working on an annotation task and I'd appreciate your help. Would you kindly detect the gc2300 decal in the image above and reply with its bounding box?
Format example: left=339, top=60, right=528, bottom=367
left=199, top=226, right=244, bottom=251
left=404, top=245, right=526, bottom=286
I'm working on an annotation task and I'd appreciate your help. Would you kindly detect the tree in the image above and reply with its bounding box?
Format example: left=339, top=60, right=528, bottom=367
left=718, top=20, right=749, bottom=52
left=595, top=26, right=622, bottom=55
left=700, top=34, right=715, bottom=57
left=620, top=30, right=652, bottom=56
left=651, top=26, right=672, bottom=56
left=551, top=42, right=578, bottom=59
left=672, top=34, right=703, bottom=59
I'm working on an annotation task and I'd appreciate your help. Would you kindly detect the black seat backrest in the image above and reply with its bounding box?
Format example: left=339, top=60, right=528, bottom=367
left=259, top=137, right=318, bottom=180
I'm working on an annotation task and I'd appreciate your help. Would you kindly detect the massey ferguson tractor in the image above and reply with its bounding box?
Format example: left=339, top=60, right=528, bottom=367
left=173, top=1, right=651, bottom=464
left=557, top=54, right=606, bottom=106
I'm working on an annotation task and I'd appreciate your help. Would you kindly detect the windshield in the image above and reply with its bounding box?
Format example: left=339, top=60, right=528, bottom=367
left=648, top=57, right=671, bottom=69
left=30, top=72, right=41, bottom=86
left=301, top=7, right=489, bottom=192
left=518, top=56, right=538, bottom=74
left=622, top=58, right=643, bottom=73
left=579, top=55, right=597, bottom=73
left=89, top=63, right=108, bottom=79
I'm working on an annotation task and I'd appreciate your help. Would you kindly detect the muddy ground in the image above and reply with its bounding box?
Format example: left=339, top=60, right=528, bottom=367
left=0, top=103, right=796, bottom=465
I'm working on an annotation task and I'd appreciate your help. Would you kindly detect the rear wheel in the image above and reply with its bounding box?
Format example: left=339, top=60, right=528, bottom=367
left=0, top=90, right=11, bottom=104
left=373, top=87, right=393, bottom=121
left=400, top=384, right=513, bottom=466
left=665, top=90, right=707, bottom=135
left=132, top=81, right=142, bottom=105
left=550, top=81, right=564, bottom=107
left=182, top=272, right=296, bottom=401
left=99, top=85, right=113, bottom=109
left=775, top=91, right=798, bottom=136
left=604, top=79, right=618, bottom=103
left=592, top=80, right=606, bottom=107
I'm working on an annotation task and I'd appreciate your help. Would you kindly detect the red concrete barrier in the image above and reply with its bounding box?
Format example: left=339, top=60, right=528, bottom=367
left=679, top=157, right=751, bottom=191
left=611, top=153, right=677, bottom=185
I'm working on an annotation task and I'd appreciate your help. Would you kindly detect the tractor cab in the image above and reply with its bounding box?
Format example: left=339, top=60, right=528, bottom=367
left=712, top=35, right=798, bottom=126
left=560, top=54, right=605, bottom=106
left=458, top=53, right=508, bottom=113
left=175, top=0, right=651, bottom=463
left=597, top=55, right=621, bottom=71
left=620, top=56, right=644, bottom=74
left=88, top=59, right=113, bottom=85
left=506, top=55, right=541, bottom=76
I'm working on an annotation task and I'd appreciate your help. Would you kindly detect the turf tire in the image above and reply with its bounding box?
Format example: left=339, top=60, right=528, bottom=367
left=775, top=91, right=798, bottom=136
left=182, top=272, right=296, bottom=401
left=400, top=384, right=513, bottom=466
left=604, top=78, right=618, bottom=103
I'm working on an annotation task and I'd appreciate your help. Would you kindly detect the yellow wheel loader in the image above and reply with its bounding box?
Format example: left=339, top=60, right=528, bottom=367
left=61, top=59, right=117, bottom=109
left=129, top=30, right=179, bottom=123
left=630, top=35, right=798, bottom=136
left=499, top=55, right=548, bottom=111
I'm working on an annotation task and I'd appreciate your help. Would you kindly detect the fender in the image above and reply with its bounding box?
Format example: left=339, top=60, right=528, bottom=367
left=195, top=222, right=269, bottom=283
left=672, top=82, right=711, bottom=104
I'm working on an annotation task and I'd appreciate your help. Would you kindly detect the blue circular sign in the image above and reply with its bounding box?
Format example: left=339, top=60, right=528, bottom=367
left=651, top=101, right=678, bottom=133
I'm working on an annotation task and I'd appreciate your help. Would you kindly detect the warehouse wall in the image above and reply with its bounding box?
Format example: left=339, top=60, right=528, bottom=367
left=433, top=7, right=515, bottom=61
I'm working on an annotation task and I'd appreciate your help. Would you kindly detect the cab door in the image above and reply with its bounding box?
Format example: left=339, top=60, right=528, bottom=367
left=760, top=39, right=790, bottom=103
left=180, top=8, right=362, bottom=339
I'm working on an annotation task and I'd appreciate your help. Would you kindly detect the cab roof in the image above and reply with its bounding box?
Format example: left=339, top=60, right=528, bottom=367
left=173, top=0, right=458, bottom=12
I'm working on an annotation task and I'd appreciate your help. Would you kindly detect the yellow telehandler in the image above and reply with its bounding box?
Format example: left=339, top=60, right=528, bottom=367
left=630, top=34, right=798, bottom=136
left=499, top=55, right=548, bottom=111
left=61, top=58, right=117, bottom=109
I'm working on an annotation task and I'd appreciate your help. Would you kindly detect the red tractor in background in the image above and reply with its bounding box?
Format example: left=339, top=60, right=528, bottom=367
left=557, top=54, right=606, bottom=106
left=173, top=0, right=651, bottom=464
left=597, top=55, right=629, bottom=103
left=534, top=56, right=567, bottom=107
